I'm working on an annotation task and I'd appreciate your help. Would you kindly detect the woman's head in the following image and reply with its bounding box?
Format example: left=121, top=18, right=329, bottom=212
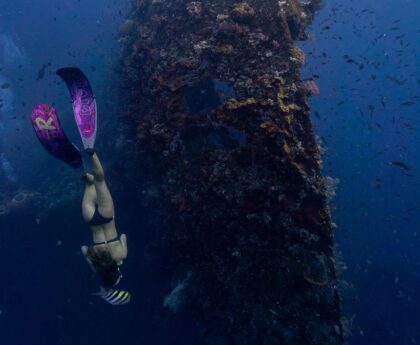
left=86, top=246, right=122, bottom=287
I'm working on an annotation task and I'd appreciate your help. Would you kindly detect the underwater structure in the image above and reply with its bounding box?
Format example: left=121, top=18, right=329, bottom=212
left=120, top=0, right=345, bottom=344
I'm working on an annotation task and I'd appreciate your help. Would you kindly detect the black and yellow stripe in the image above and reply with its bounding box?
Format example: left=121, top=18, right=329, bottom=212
left=100, top=289, right=131, bottom=305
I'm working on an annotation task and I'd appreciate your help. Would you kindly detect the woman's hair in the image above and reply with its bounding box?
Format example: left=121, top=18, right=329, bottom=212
left=86, top=246, right=120, bottom=287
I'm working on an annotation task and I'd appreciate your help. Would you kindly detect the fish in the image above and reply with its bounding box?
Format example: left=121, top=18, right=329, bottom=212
left=389, top=161, right=410, bottom=171
left=1, top=82, right=11, bottom=89
left=93, top=287, right=131, bottom=306
left=386, top=75, right=406, bottom=86
left=36, top=64, right=49, bottom=80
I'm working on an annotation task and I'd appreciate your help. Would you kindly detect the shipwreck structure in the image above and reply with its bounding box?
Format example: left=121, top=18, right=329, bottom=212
left=120, top=0, right=345, bottom=344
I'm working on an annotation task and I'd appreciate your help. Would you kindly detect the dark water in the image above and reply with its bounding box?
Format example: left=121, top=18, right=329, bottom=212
left=0, top=0, right=419, bottom=344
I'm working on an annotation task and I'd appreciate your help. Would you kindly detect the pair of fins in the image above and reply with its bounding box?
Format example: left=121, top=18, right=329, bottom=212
left=31, top=67, right=97, bottom=168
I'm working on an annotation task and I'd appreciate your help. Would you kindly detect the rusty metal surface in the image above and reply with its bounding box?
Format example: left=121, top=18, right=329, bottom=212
left=120, top=1, right=345, bottom=344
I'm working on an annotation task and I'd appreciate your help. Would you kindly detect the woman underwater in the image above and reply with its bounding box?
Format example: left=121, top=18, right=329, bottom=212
left=31, top=68, right=128, bottom=289
left=81, top=150, right=128, bottom=287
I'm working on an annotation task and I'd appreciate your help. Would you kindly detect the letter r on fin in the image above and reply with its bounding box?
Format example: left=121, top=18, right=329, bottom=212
left=35, top=117, right=56, bottom=130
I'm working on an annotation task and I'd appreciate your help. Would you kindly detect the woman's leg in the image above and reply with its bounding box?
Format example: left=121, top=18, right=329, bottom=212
left=90, top=152, right=114, bottom=218
left=81, top=173, right=96, bottom=222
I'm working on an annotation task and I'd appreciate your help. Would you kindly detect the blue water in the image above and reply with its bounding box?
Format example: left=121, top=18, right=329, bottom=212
left=300, top=0, right=419, bottom=343
left=0, top=0, right=419, bottom=344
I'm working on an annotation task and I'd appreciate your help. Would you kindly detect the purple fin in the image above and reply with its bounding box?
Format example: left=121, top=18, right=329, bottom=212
left=56, top=67, right=97, bottom=150
left=31, top=104, right=82, bottom=168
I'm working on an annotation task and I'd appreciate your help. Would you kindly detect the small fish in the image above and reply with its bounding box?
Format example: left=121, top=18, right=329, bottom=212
left=93, top=287, right=131, bottom=306
left=389, top=161, right=409, bottom=170
left=36, top=64, right=48, bottom=80
left=1, top=82, right=11, bottom=89
left=89, top=65, right=96, bottom=71
left=387, top=76, right=406, bottom=86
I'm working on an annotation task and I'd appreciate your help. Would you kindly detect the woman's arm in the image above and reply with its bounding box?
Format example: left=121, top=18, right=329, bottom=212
left=114, top=234, right=128, bottom=264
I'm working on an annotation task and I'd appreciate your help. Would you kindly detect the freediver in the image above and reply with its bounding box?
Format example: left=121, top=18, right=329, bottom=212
left=31, top=68, right=127, bottom=288
left=80, top=150, right=128, bottom=287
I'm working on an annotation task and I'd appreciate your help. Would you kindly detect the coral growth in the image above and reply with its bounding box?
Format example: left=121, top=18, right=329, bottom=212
left=290, top=46, right=306, bottom=65
left=119, top=0, right=343, bottom=344
left=163, top=272, right=192, bottom=312
left=231, top=2, right=256, bottom=23
left=304, top=79, right=321, bottom=96
left=186, top=1, right=202, bottom=18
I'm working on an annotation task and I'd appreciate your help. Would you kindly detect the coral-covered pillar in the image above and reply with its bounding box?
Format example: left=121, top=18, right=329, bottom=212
left=120, top=0, right=344, bottom=344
